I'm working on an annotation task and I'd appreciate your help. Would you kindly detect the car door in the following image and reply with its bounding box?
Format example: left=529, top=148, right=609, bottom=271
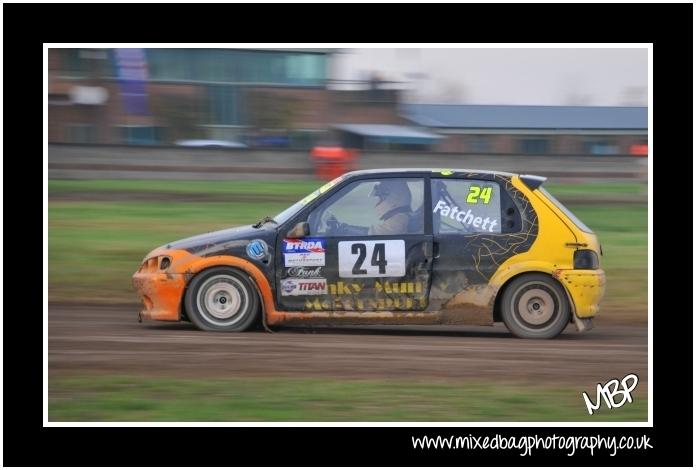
left=275, top=175, right=433, bottom=313
left=428, top=174, right=529, bottom=324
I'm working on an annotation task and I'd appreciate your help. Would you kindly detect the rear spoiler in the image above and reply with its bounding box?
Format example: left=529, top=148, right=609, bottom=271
left=519, top=174, right=547, bottom=190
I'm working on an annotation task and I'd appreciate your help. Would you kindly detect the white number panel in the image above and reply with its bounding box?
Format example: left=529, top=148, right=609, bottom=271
left=338, top=240, right=405, bottom=278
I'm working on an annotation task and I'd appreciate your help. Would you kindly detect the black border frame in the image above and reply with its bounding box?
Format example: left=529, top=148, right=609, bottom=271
left=5, top=2, right=692, bottom=466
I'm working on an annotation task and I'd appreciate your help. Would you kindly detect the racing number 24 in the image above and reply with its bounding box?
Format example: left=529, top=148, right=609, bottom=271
left=352, top=243, right=387, bottom=275
left=467, top=185, right=492, bottom=204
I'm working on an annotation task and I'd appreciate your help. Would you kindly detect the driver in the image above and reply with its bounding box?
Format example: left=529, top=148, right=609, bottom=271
left=368, top=180, right=412, bottom=235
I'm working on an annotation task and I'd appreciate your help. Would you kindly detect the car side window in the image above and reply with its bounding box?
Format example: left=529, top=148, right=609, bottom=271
left=308, top=178, right=424, bottom=236
left=431, top=179, right=502, bottom=234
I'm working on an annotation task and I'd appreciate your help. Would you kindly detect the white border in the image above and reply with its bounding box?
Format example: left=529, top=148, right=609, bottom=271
left=43, top=43, right=652, bottom=428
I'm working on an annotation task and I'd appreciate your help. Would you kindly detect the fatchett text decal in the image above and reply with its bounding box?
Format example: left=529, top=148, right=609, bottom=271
left=432, top=199, right=499, bottom=232
left=582, top=373, right=638, bottom=416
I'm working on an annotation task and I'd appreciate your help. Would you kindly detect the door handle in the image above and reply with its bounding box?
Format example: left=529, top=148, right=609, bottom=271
left=422, top=241, right=439, bottom=260
left=422, top=241, right=433, bottom=258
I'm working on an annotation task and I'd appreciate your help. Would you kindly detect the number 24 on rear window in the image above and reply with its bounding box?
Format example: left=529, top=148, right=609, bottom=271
left=467, top=185, right=493, bottom=204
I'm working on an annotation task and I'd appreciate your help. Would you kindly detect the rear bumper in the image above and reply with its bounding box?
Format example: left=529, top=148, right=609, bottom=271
left=132, top=272, right=186, bottom=321
left=554, top=269, right=606, bottom=318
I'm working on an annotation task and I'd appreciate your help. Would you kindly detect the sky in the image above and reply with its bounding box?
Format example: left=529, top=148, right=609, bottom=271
left=331, top=48, right=649, bottom=106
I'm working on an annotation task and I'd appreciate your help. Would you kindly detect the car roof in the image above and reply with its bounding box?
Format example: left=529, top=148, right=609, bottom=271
left=341, top=168, right=517, bottom=178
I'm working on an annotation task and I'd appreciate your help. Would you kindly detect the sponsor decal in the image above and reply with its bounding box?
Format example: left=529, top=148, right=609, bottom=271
left=326, top=281, right=423, bottom=296
left=304, top=296, right=427, bottom=311
left=281, top=278, right=328, bottom=296
left=301, top=281, right=427, bottom=311
left=338, top=240, right=405, bottom=278
left=283, top=238, right=326, bottom=253
left=283, top=237, right=326, bottom=267
left=285, top=266, right=323, bottom=278
left=281, top=279, right=298, bottom=294
left=433, top=199, right=500, bottom=233
left=246, top=239, right=268, bottom=260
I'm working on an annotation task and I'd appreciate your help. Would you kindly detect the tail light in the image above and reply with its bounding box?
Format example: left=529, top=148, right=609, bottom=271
left=573, top=249, right=599, bottom=269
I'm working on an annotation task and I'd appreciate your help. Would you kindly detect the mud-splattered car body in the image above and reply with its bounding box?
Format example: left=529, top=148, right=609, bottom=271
left=133, top=169, right=605, bottom=338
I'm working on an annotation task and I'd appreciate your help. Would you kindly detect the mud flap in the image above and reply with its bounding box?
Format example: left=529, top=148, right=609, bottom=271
left=559, top=281, right=594, bottom=333
left=573, top=315, right=594, bottom=332
left=261, top=310, right=274, bottom=333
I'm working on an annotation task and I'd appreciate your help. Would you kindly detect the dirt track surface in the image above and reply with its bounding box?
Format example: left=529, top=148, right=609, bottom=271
left=49, top=304, right=648, bottom=387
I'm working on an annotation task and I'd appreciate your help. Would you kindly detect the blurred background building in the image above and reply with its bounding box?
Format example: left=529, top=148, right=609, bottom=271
left=47, top=48, right=648, bottom=156
left=401, top=104, right=648, bottom=155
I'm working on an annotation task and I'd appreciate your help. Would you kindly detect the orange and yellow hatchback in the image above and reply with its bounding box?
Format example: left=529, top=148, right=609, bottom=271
left=133, top=169, right=605, bottom=339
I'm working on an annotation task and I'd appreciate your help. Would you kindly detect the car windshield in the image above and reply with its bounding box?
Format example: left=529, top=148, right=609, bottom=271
left=272, top=175, right=347, bottom=226
left=538, top=187, right=594, bottom=233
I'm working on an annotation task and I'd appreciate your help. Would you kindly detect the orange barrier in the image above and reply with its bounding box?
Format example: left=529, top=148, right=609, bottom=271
left=311, top=146, right=359, bottom=180
left=629, top=144, right=648, bottom=156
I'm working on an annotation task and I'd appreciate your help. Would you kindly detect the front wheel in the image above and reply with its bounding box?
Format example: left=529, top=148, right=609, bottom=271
left=184, top=267, right=260, bottom=332
left=500, top=273, right=571, bottom=339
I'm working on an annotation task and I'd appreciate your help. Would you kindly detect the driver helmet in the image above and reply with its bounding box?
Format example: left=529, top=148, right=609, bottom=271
left=370, top=180, right=411, bottom=219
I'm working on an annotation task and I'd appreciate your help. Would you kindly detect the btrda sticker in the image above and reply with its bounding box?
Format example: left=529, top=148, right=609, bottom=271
left=282, top=238, right=326, bottom=267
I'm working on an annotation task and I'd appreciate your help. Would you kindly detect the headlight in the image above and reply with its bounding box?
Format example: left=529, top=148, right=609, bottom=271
left=138, top=256, right=172, bottom=272
left=159, top=256, right=171, bottom=270
left=573, top=250, right=599, bottom=269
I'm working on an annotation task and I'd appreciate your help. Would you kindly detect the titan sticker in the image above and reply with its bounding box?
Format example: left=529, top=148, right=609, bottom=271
left=281, top=278, right=328, bottom=296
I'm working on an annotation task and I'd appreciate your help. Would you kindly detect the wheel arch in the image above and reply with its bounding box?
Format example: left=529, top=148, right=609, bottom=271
left=492, top=270, right=574, bottom=323
left=178, top=255, right=274, bottom=326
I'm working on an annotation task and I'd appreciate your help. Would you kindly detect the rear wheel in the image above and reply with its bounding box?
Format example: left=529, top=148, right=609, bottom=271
left=184, top=267, right=260, bottom=332
left=501, top=273, right=570, bottom=339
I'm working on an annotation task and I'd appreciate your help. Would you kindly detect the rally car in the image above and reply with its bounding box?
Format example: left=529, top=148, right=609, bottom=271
left=133, top=169, right=605, bottom=339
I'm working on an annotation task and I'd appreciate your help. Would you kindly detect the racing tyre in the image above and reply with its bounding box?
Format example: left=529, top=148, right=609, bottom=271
left=501, top=273, right=570, bottom=339
left=185, top=267, right=260, bottom=332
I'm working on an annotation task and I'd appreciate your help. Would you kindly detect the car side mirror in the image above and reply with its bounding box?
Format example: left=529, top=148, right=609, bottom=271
left=287, top=221, right=309, bottom=238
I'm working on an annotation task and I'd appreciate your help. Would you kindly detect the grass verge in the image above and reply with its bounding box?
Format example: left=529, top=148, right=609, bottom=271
left=49, top=375, right=647, bottom=422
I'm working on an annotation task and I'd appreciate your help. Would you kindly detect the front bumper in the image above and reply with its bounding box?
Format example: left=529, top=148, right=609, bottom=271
left=554, top=269, right=606, bottom=318
left=132, top=271, right=186, bottom=321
